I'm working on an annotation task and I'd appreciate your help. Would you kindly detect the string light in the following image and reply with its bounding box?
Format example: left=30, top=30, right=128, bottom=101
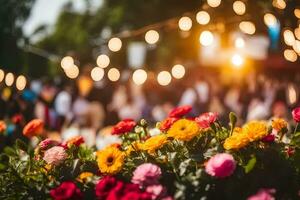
left=264, top=13, right=277, bottom=27
left=283, top=29, right=295, bottom=46
left=157, top=71, right=172, bottom=86
left=178, top=16, right=192, bottom=31
left=293, top=40, right=300, bottom=54
left=294, top=27, right=300, bottom=40
left=132, top=69, right=147, bottom=85
left=107, top=68, right=120, bottom=82
left=239, top=21, right=256, bottom=35
left=196, top=11, right=210, bottom=25
left=108, top=37, right=122, bottom=52
left=233, top=1, right=246, bottom=15
left=16, top=75, right=27, bottom=91
left=284, top=49, right=297, bottom=62
left=0, top=69, right=4, bottom=82
left=272, top=0, right=286, bottom=9
left=207, top=0, right=221, bottom=8
left=231, top=54, right=244, bottom=67
left=91, top=67, right=105, bottom=81
left=235, top=37, right=245, bottom=48
left=145, top=30, right=160, bottom=44
left=65, top=65, right=79, bottom=79
left=171, top=64, right=185, bottom=79
left=199, top=31, right=214, bottom=46
left=61, top=56, right=74, bottom=69
left=96, top=54, right=110, bottom=68
left=294, top=9, right=300, bottom=19
left=5, top=72, right=14, bottom=86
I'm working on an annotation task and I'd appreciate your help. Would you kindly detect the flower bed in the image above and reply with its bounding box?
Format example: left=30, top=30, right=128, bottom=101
left=1, top=106, right=300, bottom=199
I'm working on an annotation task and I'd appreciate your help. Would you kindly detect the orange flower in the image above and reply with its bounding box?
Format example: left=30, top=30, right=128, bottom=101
left=23, top=119, right=44, bottom=138
left=66, top=136, right=84, bottom=147
left=272, top=118, right=287, bottom=131
left=0, top=121, right=6, bottom=133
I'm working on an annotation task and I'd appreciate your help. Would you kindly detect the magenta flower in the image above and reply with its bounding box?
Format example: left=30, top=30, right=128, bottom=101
left=50, top=181, right=83, bottom=200
left=205, top=153, right=236, bottom=178
left=132, top=163, right=162, bottom=186
left=195, top=112, right=218, bottom=128
left=39, top=139, right=60, bottom=150
left=43, top=146, right=67, bottom=166
left=247, top=188, right=275, bottom=200
left=292, top=107, right=300, bottom=123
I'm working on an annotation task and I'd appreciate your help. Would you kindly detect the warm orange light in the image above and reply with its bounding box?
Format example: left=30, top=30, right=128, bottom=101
left=284, top=49, right=297, bottom=62
left=96, top=54, right=110, bottom=68
left=178, top=16, right=192, bottom=31
left=199, top=31, right=214, bottom=46
left=108, top=37, right=122, bottom=52
left=239, top=21, right=256, bottom=35
left=157, top=71, right=172, bottom=86
left=132, top=69, right=147, bottom=85
left=233, top=1, right=246, bottom=15
left=196, top=11, right=210, bottom=25
left=145, top=30, right=159, bottom=44
left=207, top=0, right=221, bottom=8
left=91, top=67, right=105, bottom=81
left=107, top=68, right=120, bottom=82
left=16, top=75, right=27, bottom=91
left=171, top=64, right=185, bottom=79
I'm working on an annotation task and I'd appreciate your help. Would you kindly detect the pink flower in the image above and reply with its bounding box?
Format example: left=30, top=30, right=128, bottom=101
left=168, top=105, right=192, bottom=118
left=292, top=107, right=300, bottom=123
left=195, top=112, right=218, bottom=128
left=43, top=146, right=67, bottom=166
left=39, top=139, right=60, bottom=150
left=262, top=134, right=275, bottom=143
left=50, top=181, right=83, bottom=200
left=132, top=163, right=162, bottom=186
left=205, top=153, right=236, bottom=178
left=247, top=188, right=275, bottom=200
left=146, top=184, right=167, bottom=200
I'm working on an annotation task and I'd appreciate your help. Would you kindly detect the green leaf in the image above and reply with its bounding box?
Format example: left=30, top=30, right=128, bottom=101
left=291, top=132, right=300, bottom=146
left=244, top=156, right=256, bottom=173
left=3, top=147, right=16, bottom=157
left=179, top=159, right=192, bottom=176
left=15, top=139, right=28, bottom=152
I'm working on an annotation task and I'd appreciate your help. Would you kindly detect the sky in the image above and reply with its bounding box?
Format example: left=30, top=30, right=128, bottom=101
left=23, top=0, right=102, bottom=37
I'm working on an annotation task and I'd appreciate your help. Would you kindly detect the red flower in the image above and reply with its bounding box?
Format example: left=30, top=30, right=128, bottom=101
left=168, top=105, right=192, bottom=118
left=121, top=191, right=152, bottom=200
left=195, top=112, right=218, bottom=128
left=106, top=181, right=125, bottom=200
left=95, top=176, right=119, bottom=199
left=262, top=134, right=275, bottom=143
left=159, top=117, right=179, bottom=131
left=111, top=119, right=136, bottom=135
left=12, top=114, right=23, bottom=124
left=50, top=181, right=83, bottom=200
left=67, top=136, right=84, bottom=147
left=286, top=147, right=295, bottom=157
left=292, top=107, right=300, bottom=123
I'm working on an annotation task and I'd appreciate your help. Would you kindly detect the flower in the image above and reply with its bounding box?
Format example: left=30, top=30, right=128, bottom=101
left=223, top=128, right=250, bottom=150
left=146, top=184, right=167, bottom=200
left=168, top=105, right=192, bottom=118
left=132, top=163, right=162, bottom=186
left=247, top=188, right=275, bottom=200
left=39, top=139, right=60, bottom=150
left=111, top=119, right=136, bottom=135
left=77, top=172, right=93, bottom=183
left=243, top=121, right=268, bottom=142
left=167, top=119, right=200, bottom=141
left=292, top=107, right=300, bottom=123
left=50, top=181, right=83, bottom=200
left=159, top=117, right=179, bottom=131
left=43, top=146, right=67, bottom=166
left=195, top=112, right=218, bottom=128
left=142, top=134, right=168, bottom=154
left=11, top=114, right=23, bottom=124
left=23, top=119, right=44, bottom=138
left=96, top=146, right=124, bottom=174
left=0, top=121, right=6, bottom=133
left=271, top=118, right=287, bottom=131
left=262, top=134, right=275, bottom=143
left=121, top=191, right=152, bottom=200
left=66, top=136, right=84, bottom=147
left=205, top=153, right=236, bottom=178
left=95, top=176, right=119, bottom=199
left=125, top=141, right=143, bottom=155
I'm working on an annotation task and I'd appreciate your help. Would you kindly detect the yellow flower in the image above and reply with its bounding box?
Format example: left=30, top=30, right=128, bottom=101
left=96, top=146, right=124, bottom=174
left=77, top=172, right=93, bottom=183
left=167, top=119, right=200, bottom=141
left=243, top=121, right=268, bottom=142
left=223, top=127, right=249, bottom=150
left=125, top=141, right=142, bottom=155
left=142, top=134, right=168, bottom=153
left=272, top=118, right=287, bottom=131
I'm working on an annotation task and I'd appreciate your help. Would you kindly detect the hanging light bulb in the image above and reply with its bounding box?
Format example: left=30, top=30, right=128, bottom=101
left=107, top=68, right=120, bottom=82
left=65, top=65, right=79, bottom=79
left=199, top=31, right=214, bottom=46
left=96, top=54, right=110, bottom=68
left=284, top=49, right=297, bottom=62
left=0, top=69, right=5, bottom=82
left=239, top=21, right=256, bottom=35
left=233, top=1, right=246, bottom=15
left=132, top=69, right=147, bottom=85
left=145, top=30, right=159, bottom=44
left=207, top=0, right=221, bottom=8
left=91, top=67, right=105, bottom=81
left=5, top=72, right=14, bottom=86
left=178, top=16, right=192, bottom=31
left=108, top=37, right=122, bottom=52
left=16, top=75, right=27, bottom=91
left=196, top=11, right=210, bottom=25
left=235, top=37, right=245, bottom=48
left=171, top=64, right=185, bottom=79
left=283, top=29, right=295, bottom=46
left=264, top=13, right=277, bottom=27
left=61, top=56, right=74, bottom=69
left=157, top=71, right=172, bottom=86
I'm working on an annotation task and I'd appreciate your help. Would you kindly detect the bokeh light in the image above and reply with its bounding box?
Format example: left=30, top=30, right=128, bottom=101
left=157, top=71, right=172, bottom=86
left=288, top=84, right=297, bottom=105
left=235, top=37, right=245, bottom=48
left=294, top=27, right=300, bottom=40
left=283, top=29, right=295, bottom=46
left=284, top=49, right=298, bottom=62
left=91, top=67, right=105, bottom=81
left=108, top=37, right=122, bottom=52
left=199, top=31, right=214, bottom=46
left=107, top=68, right=120, bottom=82
left=239, top=21, right=256, bottom=35
left=96, top=54, right=110, bottom=68
left=178, top=16, right=192, bottom=31
left=233, top=1, right=246, bottom=15
left=294, top=9, right=300, bottom=19
left=207, top=0, right=221, bottom=8
left=65, top=65, right=79, bottom=79
left=171, top=64, right=185, bottom=79
left=231, top=54, right=244, bottom=67
left=16, top=75, right=27, bottom=91
left=61, top=56, right=74, bottom=69
left=264, top=13, right=277, bottom=27
left=132, top=69, right=148, bottom=85
left=293, top=40, right=300, bottom=54
left=196, top=11, right=210, bottom=25
left=272, top=0, right=286, bottom=9
left=145, top=30, right=159, bottom=44
left=0, top=69, right=5, bottom=82
left=5, top=72, right=14, bottom=86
